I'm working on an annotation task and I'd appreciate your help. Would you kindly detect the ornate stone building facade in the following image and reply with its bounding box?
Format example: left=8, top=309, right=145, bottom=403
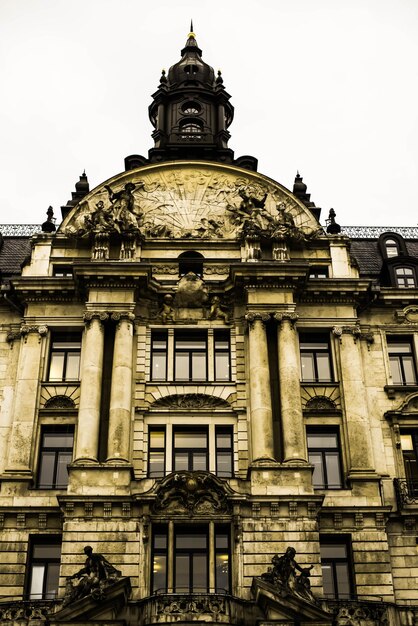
left=1, top=28, right=418, bottom=626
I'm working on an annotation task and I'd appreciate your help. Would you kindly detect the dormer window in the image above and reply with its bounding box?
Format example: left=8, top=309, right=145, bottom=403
left=385, top=238, right=399, bottom=258
left=395, top=267, right=417, bottom=288
left=180, top=120, right=203, bottom=140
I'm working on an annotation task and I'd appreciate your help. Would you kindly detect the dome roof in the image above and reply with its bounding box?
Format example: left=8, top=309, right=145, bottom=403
left=167, top=30, right=216, bottom=89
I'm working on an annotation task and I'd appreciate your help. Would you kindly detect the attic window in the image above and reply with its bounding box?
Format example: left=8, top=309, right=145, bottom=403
left=395, top=267, right=416, bottom=288
left=385, top=239, right=399, bottom=258
left=184, top=64, right=199, bottom=76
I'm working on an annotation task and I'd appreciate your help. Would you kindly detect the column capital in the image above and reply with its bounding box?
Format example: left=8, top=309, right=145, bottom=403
left=332, top=324, right=362, bottom=342
left=111, top=311, right=135, bottom=323
left=274, top=311, right=298, bottom=326
left=16, top=324, right=48, bottom=343
left=245, top=311, right=271, bottom=328
left=83, top=311, right=109, bottom=325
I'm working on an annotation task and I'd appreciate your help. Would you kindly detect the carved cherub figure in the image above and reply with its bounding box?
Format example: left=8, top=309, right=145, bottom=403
left=208, top=296, right=229, bottom=322
left=159, top=294, right=175, bottom=323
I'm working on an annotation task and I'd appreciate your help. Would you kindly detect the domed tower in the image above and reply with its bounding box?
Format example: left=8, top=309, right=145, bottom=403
left=142, top=25, right=256, bottom=169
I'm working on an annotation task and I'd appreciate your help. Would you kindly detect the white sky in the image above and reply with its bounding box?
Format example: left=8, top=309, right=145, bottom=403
left=0, top=0, right=417, bottom=227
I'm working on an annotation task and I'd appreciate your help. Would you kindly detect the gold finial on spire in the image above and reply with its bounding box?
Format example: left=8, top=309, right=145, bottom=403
left=188, top=19, right=195, bottom=38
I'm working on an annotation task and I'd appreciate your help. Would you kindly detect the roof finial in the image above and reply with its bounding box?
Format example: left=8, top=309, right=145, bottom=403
left=188, top=19, right=195, bottom=38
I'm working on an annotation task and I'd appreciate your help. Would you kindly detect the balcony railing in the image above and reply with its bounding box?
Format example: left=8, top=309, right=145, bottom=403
left=394, top=478, right=418, bottom=507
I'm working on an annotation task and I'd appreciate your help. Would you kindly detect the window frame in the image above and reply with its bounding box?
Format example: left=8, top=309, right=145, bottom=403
left=320, top=536, right=354, bottom=600
left=47, top=331, right=82, bottom=383
left=394, top=266, right=417, bottom=289
left=306, top=427, right=343, bottom=489
left=37, top=426, right=74, bottom=489
left=151, top=332, right=168, bottom=381
left=214, top=330, right=231, bottom=382
left=387, top=336, right=418, bottom=386
left=308, top=267, right=329, bottom=279
left=148, top=426, right=166, bottom=478
left=215, top=426, right=234, bottom=478
left=299, top=332, right=334, bottom=383
left=174, top=331, right=208, bottom=382
left=26, top=536, right=62, bottom=600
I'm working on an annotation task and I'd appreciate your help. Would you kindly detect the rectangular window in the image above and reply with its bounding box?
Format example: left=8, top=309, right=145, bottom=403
left=53, top=265, right=73, bottom=277
left=215, top=427, right=233, bottom=477
left=309, top=267, right=329, bottom=279
left=150, top=330, right=231, bottom=383
left=48, top=332, right=81, bottom=382
left=148, top=427, right=166, bottom=478
left=173, top=428, right=208, bottom=472
left=307, top=429, right=343, bottom=489
left=300, top=333, right=333, bottom=383
left=320, top=538, right=353, bottom=599
left=395, top=267, right=416, bottom=288
left=174, top=332, right=207, bottom=381
left=151, top=333, right=168, bottom=381
left=37, top=428, right=74, bottom=489
left=388, top=337, right=417, bottom=385
left=214, top=331, right=231, bottom=381
left=27, top=538, right=61, bottom=599
left=151, top=524, right=230, bottom=594
left=401, top=431, right=418, bottom=495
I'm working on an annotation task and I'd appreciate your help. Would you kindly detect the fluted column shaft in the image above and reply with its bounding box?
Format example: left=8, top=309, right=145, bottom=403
left=246, top=313, right=275, bottom=462
left=276, top=313, right=307, bottom=463
left=75, top=312, right=107, bottom=463
left=6, top=325, right=47, bottom=473
left=107, top=312, right=135, bottom=463
left=335, top=326, right=375, bottom=473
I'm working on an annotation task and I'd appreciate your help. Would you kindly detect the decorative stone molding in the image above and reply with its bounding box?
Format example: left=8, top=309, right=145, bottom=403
left=274, top=311, right=299, bottom=326
left=301, top=385, right=341, bottom=411
left=84, top=502, right=93, bottom=517
left=152, top=471, right=230, bottom=515
left=156, top=595, right=226, bottom=617
left=332, top=324, right=362, bottom=343
left=151, top=393, right=231, bottom=410
left=333, top=513, right=343, bottom=529
left=328, top=601, right=388, bottom=625
left=44, top=395, right=76, bottom=409
left=21, top=324, right=48, bottom=337
left=245, top=311, right=271, bottom=327
left=38, top=513, right=47, bottom=529
left=111, top=311, right=135, bottom=323
left=0, top=601, right=54, bottom=620
left=395, top=305, right=418, bottom=324
left=83, top=311, right=109, bottom=324
left=40, top=384, right=80, bottom=409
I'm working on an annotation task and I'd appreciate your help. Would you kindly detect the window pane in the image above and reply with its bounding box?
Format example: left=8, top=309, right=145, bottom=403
left=301, top=354, right=315, bottom=381
left=316, top=353, right=331, bottom=381
left=389, top=356, right=403, bottom=384
left=45, top=563, right=60, bottom=599
left=152, top=555, right=167, bottom=592
left=38, top=452, right=55, bottom=488
left=191, top=352, right=206, bottom=380
left=33, top=544, right=62, bottom=559
left=152, top=354, right=167, bottom=380
left=154, top=533, right=167, bottom=549
left=309, top=452, right=325, bottom=488
left=192, top=452, right=207, bottom=471
left=307, top=433, right=338, bottom=448
left=388, top=342, right=413, bottom=354
left=216, top=432, right=232, bottom=448
left=321, top=563, right=335, bottom=597
left=43, top=433, right=73, bottom=448
left=55, top=451, right=72, bottom=487
left=174, top=431, right=207, bottom=448
left=175, top=554, right=190, bottom=592
left=48, top=353, right=64, bottom=381
left=325, top=452, right=342, bottom=488
left=175, top=353, right=189, bottom=380
left=150, top=430, right=165, bottom=448
left=176, top=533, right=207, bottom=549
left=335, top=562, right=351, bottom=598
left=176, top=339, right=206, bottom=349
left=193, top=553, right=208, bottom=591
left=149, top=452, right=165, bottom=477
left=174, top=452, right=189, bottom=471
left=215, top=353, right=230, bottom=380
left=402, top=357, right=417, bottom=384
left=217, top=451, right=232, bottom=477
left=215, top=533, right=229, bottom=549
left=320, top=544, right=347, bottom=559
left=29, top=564, right=45, bottom=599
left=216, top=553, right=229, bottom=592
left=65, top=353, right=80, bottom=380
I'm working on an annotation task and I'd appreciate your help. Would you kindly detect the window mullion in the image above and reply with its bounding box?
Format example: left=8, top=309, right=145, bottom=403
left=167, top=330, right=174, bottom=381
left=209, top=521, right=215, bottom=592
left=207, top=329, right=214, bottom=381
left=167, top=521, right=174, bottom=593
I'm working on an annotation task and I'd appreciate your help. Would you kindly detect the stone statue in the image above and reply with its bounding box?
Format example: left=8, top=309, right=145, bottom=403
left=260, top=547, right=317, bottom=603
left=104, top=183, right=141, bottom=234
left=64, top=546, right=121, bottom=605
left=159, top=294, right=175, bottom=323
left=208, top=296, right=229, bottom=322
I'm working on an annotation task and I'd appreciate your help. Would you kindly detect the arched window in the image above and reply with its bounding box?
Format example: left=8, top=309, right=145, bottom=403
left=179, top=119, right=203, bottom=140
left=178, top=251, right=204, bottom=277
left=182, top=102, right=201, bottom=115
left=385, top=238, right=399, bottom=258
left=395, top=267, right=417, bottom=288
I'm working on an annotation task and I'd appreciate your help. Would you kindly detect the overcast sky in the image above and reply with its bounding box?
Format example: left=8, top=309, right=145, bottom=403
left=1, top=0, right=417, bottom=227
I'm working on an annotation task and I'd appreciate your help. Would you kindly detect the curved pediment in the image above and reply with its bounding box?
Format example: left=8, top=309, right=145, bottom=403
left=60, top=162, right=321, bottom=241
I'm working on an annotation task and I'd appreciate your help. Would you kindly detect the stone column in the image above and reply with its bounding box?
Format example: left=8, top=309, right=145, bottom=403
left=74, top=312, right=107, bottom=463
left=333, top=325, right=375, bottom=473
left=245, top=312, right=275, bottom=462
left=107, top=312, right=135, bottom=464
left=275, top=313, right=307, bottom=463
left=5, top=324, right=48, bottom=475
